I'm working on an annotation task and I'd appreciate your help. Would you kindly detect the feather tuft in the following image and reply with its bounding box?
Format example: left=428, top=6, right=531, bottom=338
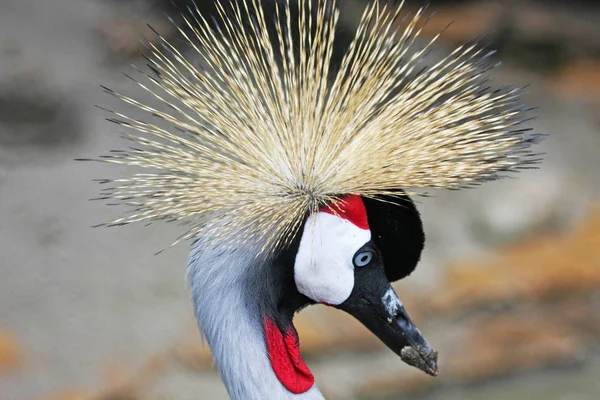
left=87, top=0, right=542, bottom=255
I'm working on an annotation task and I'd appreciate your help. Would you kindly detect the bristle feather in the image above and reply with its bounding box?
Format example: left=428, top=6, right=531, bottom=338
left=88, top=0, right=542, bottom=255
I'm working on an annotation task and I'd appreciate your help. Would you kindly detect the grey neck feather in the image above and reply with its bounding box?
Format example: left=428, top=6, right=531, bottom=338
left=187, top=239, right=325, bottom=400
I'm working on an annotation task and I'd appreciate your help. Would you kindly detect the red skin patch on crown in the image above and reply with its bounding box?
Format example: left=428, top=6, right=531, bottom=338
left=320, top=195, right=370, bottom=230
left=264, top=317, right=314, bottom=394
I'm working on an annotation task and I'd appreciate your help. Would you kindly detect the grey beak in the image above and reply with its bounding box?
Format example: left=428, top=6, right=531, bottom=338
left=339, top=285, right=438, bottom=376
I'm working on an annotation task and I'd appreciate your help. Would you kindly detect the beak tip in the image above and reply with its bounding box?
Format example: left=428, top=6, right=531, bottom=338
left=400, top=346, right=439, bottom=377
left=427, top=350, right=439, bottom=377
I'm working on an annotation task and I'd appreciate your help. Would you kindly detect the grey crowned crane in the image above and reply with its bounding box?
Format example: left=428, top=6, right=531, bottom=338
left=83, top=0, right=543, bottom=398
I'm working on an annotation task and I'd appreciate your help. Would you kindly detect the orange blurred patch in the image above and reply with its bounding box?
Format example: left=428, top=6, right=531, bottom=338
left=43, top=391, right=93, bottom=400
left=0, top=329, right=22, bottom=373
left=552, top=61, right=600, bottom=103
left=427, top=205, right=600, bottom=314
left=415, top=3, right=499, bottom=43
left=450, top=313, right=583, bottom=383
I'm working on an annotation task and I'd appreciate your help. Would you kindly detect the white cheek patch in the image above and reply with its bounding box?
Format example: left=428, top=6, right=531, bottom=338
left=294, top=212, right=371, bottom=305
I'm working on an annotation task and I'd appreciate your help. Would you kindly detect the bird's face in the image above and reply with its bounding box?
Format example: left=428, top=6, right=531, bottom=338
left=293, top=195, right=438, bottom=376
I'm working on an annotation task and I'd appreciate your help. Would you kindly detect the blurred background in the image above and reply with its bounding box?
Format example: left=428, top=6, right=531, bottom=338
left=0, top=0, right=599, bottom=399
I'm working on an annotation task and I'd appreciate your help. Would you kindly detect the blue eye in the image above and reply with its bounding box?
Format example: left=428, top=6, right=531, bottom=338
left=354, top=251, right=374, bottom=267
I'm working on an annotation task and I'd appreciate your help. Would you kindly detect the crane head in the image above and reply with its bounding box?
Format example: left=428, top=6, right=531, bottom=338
left=292, top=194, right=437, bottom=376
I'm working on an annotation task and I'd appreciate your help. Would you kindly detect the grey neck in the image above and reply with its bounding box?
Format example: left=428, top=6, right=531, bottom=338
left=187, top=240, right=325, bottom=400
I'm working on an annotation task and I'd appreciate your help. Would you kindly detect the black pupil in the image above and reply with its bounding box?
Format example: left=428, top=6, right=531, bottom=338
left=360, top=255, right=369, bottom=263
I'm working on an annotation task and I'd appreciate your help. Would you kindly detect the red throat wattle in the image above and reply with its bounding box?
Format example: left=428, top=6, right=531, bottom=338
left=320, top=195, right=370, bottom=230
left=264, top=317, right=314, bottom=394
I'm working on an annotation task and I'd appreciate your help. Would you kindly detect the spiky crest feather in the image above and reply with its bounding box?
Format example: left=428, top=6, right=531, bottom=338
left=86, top=0, right=543, bottom=255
